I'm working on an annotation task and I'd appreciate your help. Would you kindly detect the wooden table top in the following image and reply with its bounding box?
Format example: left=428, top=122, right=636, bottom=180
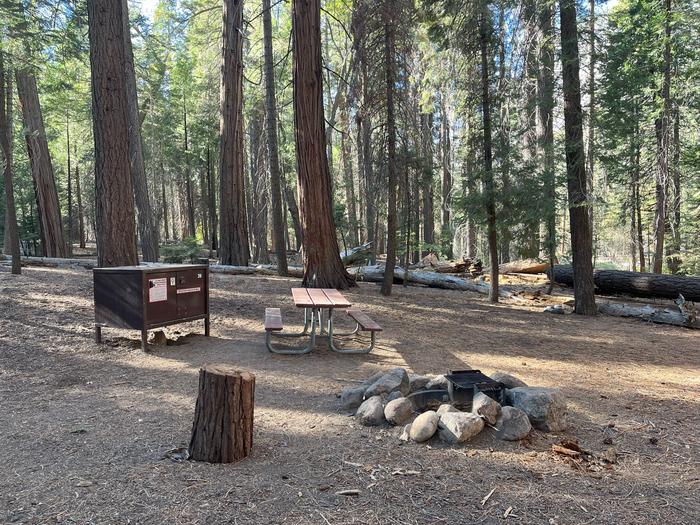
left=291, top=288, right=352, bottom=308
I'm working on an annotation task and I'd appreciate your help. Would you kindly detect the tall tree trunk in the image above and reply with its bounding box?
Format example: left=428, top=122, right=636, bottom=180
left=249, top=107, right=269, bottom=263
left=292, top=0, right=353, bottom=288
left=496, top=3, right=510, bottom=263
left=538, top=1, right=556, bottom=292
left=341, top=103, right=359, bottom=247
left=586, top=0, right=596, bottom=227
left=66, top=114, right=73, bottom=256
left=522, top=0, right=539, bottom=259
left=440, top=91, right=452, bottom=259
left=653, top=0, right=672, bottom=274
left=421, top=113, right=435, bottom=254
left=15, top=70, right=66, bottom=258
left=183, top=95, right=197, bottom=239
left=667, top=106, right=681, bottom=273
left=219, top=0, right=250, bottom=266
left=88, top=0, right=138, bottom=267
left=381, top=0, right=397, bottom=296
left=75, top=160, right=85, bottom=249
left=206, top=145, right=218, bottom=251
left=122, top=0, right=158, bottom=261
left=262, top=0, right=288, bottom=275
left=480, top=4, right=499, bottom=303
left=0, top=52, right=20, bottom=274
left=560, top=0, right=596, bottom=314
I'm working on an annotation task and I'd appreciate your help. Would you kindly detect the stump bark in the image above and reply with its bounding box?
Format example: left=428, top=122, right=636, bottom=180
left=189, top=364, right=255, bottom=463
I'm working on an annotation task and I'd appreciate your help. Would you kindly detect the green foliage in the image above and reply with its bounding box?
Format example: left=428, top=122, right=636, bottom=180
left=161, top=237, right=203, bottom=263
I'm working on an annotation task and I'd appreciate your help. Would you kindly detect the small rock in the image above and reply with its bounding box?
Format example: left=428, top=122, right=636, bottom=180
left=425, top=375, right=449, bottom=390
left=491, top=372, right=528, bottom=389
left=384, top=398, right=413, bottom=426
left=508, top=387, right=567, bottom=432
left=340, top=385, right=366, bottom=411
left=386, top=391, right=403, bottom=402
left=356, top=396, right=385, bottom=426
left=543, top=305, right=569, bottom=314
left=409, top=411, right=439, bottom=442
left=472, top=392, right=501, bottom=425
left=148, top=330, right=168, bottom=346
left=408, top=374, right=431, bottom=393
left=436, top=404, right=459, bottom=417
left=364, top=368, right=410, bottom=398
left=399, top=423, right=411, bottom=442
left=438, top=412, right=484, bottom=443
left=494, top=406, right=531, bottom=441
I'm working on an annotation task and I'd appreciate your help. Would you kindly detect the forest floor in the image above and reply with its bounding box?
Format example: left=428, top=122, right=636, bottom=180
left=1, top=265, right=698, bottom=525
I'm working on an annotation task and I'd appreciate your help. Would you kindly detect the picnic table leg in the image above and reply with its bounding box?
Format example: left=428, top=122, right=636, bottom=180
left=276, top=307, right=312, bottom=338
left=326, top=309, right=361, bottom=337
left=327, top=316, right=376, bottom=354
left=266, top=310, right=316, bottom=354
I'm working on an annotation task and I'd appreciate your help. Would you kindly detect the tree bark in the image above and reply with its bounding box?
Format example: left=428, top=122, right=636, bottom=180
left=480, top=5, right=499, bottom=303
left=653, top=0, right=672, bottom=274
left=262, top=0, right=288, bottom=275
left=552, top=265, right=700, bottom=303
left=15, top=70, right=66, bottom=258
left=560, top=0, right=596, bottom=315
left=88, top=0, right=138, bottom=267
left=292, top=0, right=354, bottom=289
left=0, top=53, right=20, bottom=274
left=183, top=95, right=197, bottom=239
left=440, top=91, right=452, bottom=259
left=598, top=302, right=699, bottom=330
left=219, top=0, right=250, bottom=266
left=340, top=103, right=359, bottom=247
left=206, top=146, right=218, bottom=251
left=188, top=364, right=255, bottom=464
left=75, top=161, right=85, bottom=249
left=381, top=0, right=397, bottom=296
left=249, top=106, right=269, bottom=263
left=66, top=115, right=72, bottom=256
left=538, top=1, right=556, bottom=292
left=122, top=0, right=158, bottom=262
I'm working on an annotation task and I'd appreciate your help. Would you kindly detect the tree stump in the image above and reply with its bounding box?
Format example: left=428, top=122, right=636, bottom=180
left=188, top=364, right=255, bottom=463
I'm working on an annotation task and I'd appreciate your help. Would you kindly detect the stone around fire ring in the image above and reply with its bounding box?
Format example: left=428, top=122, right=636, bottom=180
left=409, top=411, right=439, bottom=442
left=384, top=397, right=413, bottom=426
left=364, top=368, right=410, bottom=398
left=472, top=391, right=501, bottom=425
left=356, top=396, right=385, bottom=426
left=490, top=372, right=528, bottom=389
left=494, top=406, right=532, bottom=441
left=508, top=387, right=568, bottom=432
left=438, top=412, right=485, bottom=444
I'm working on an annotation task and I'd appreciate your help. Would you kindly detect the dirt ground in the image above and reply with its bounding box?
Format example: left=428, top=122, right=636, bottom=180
left=1, top=265, right=698, bottom=525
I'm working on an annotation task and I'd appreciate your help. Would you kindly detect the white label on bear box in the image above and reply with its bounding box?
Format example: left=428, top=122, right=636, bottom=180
left=148, top=278, right=168, bottom=302
left=177, top=287, right=201, bottom=294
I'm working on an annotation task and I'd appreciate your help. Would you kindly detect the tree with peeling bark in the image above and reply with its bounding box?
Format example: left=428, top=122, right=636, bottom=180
left=219, top=0, right=250, bottom=266
left=88, top=0, right=139, bottom=267
left=292, top=0, right=354, bottom=289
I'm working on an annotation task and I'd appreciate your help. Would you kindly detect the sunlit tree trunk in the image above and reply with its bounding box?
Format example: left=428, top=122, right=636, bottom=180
left=88, top=0, right=138, bottom=267
left=440, top=90, right=453, bottom=259
left=381, top=0, right=398, bottom=296
left=0, top=52, right=20, bottom=274
left=15, top=69, right=66, bottom=258
left=262, top=0, right=288, bottom=275
left=292, top=0, right=353, bottom=288
left=560, top=0, right=596, bottom=314
left=219, top=0, right=250, bottom=265
left=122, top=0, right=158, bottom=261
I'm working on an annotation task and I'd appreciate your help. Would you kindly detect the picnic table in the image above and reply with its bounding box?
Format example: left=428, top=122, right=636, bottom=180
left=264, top=288, right=381, bottom=355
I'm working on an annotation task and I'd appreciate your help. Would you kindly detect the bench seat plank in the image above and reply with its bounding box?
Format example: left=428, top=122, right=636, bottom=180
left=264, top=308, right=284, bottom=331
left=347, top=309, right=382, bottom=332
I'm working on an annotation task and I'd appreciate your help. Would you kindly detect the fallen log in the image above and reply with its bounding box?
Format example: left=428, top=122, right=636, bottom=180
left=499, top=258, right=549, bottom=274
left=0, top=255, right=98, bottom=269
left=551, top=265, right=700, bottom=302
left=349, top=264, right=523, bottom=301
left=209, top=264, right=304, bottom=278
left=340, top=242, right=372, bottom=266
left=598, top=301, right=699, bottom=329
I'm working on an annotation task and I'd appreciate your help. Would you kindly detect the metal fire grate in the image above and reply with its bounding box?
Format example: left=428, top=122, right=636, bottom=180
left=444, top=370, right=506, bottom=408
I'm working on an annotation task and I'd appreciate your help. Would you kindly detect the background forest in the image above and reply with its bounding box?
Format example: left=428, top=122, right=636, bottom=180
left=1, top=0, right=699, bottom=277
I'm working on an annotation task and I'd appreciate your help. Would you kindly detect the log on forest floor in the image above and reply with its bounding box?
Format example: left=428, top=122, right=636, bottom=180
left=340, top=242, right=373, bottom=266
left=349, top=264, right=524, bottom=301
left=598, top=301, right=699, bottom=329
left=499, top=259, right=550, bottom=274
left=551, top=265, right=700, bottom=302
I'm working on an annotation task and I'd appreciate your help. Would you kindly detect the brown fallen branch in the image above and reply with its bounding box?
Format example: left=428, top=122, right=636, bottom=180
left=340, top=242, right=372, bottom=266
left=551, top=265, right=700, bottom=302
left=598, top=301, right=699, bottom=329
left=349, top=264, right=524, bottom=301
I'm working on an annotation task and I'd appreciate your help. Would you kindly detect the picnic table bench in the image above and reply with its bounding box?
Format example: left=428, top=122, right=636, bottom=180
left=264, top=288, right=381, bottom=354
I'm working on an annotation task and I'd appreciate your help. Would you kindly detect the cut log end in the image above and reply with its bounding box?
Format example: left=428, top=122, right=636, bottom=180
left=189, top=364, right=255, bottom=464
